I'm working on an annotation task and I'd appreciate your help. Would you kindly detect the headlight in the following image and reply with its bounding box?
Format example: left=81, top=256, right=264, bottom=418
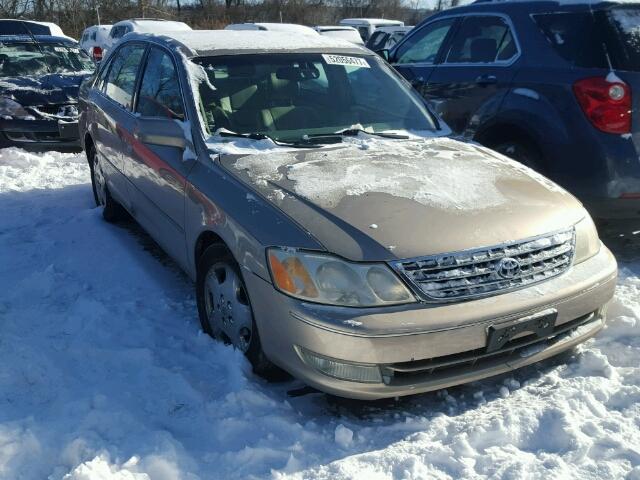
left=267, top=247, right=415, bottom=307
left=574, top=213, right=601, bottom=264
left=0, top=97, right=32, bottom=120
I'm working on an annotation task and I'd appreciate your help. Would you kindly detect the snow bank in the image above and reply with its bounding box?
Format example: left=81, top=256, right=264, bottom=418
left=0, top=147, right=638, bottom=479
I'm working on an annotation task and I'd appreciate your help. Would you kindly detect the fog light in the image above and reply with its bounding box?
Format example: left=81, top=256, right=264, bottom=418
left=296, top=347, right=382, bottom=383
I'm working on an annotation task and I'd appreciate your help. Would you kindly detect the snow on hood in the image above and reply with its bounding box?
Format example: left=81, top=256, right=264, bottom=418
left=231, top=137, right=567, bottom=212
left=0, top=73, right=88, bottom=104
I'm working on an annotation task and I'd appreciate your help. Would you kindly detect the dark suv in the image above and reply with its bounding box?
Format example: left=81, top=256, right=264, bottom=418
left=387, top=0, right=640, bottom=227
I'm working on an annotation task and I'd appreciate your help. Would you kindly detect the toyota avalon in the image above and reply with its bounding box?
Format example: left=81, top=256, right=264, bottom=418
left=78, top=31, right=617, bottom=399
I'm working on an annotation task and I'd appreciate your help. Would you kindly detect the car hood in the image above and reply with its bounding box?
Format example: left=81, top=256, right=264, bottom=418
left=220, top=137, right=586, bottom=262
left=0, top=73, right=87, bottom=105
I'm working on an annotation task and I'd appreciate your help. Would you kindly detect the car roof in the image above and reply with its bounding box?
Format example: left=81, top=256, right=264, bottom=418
left=225, top=23, right=319, bottom=34
left=340, top=18, right=404, bottom=25
left=113, top=18, right=191, bottom=30
left=436, top=0, right=640, bottom=15
left=135, top=29, right=369, bottom=56
left=0, top=34, right=75, bottom=44
left=315, top=25, right=359, bottom=31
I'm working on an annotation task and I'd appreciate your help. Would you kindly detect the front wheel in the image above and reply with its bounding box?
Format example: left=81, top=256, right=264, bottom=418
left=196, top=246, right=286, bottom=379
left=87, top=142, right=125, bottom=222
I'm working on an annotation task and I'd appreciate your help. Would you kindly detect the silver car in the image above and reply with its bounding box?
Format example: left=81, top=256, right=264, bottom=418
left=78, top=30, right=617, bottom=400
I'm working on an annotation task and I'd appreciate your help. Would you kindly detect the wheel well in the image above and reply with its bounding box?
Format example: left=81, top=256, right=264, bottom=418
left=194, top=231, right=229, bottom=269
left=475, top=124, right=542, bottom=156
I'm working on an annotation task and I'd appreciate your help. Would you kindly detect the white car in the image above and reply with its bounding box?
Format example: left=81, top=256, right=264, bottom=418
left=80, top=24, right=112, bottom=62
left=224, top=23, right=318, bottom=36
left=107, top=18, right=192, bottom=50
left=314, top=26, right=364, bottom=45
left=338, top=18, right=404, bottom=42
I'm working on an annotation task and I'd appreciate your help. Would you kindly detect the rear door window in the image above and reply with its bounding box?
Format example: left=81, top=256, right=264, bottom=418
left=394, top=18, right=456, bottom=65
left=105, top=44, right=146, bottom=109
left=445, top=16, right=518, bottom=64
left=136, top=48, right=185, bottom=120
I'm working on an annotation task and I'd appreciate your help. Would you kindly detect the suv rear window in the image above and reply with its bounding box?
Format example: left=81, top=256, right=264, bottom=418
left=534, top=8, right=640, bottom=71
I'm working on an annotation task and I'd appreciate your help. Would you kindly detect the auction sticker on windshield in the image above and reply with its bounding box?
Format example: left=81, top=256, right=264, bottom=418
left=322, top=54, right=370, bottom=68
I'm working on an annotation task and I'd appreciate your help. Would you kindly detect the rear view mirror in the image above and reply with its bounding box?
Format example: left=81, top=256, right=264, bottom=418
left=134, top=117, right=188, bottom=150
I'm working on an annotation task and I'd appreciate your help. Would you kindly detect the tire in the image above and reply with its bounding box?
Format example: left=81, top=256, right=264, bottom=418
left=493, top=140, right=543, bottom=172
left=87, top=141, right=125, bottom=222
left=196, top=245, right=286, bottom=379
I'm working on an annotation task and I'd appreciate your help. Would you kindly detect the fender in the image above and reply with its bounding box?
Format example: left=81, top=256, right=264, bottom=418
left=184, top=158, right=325, bottom=283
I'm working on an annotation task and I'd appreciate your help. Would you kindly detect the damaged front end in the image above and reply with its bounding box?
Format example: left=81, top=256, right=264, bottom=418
left=0, top=100, right=80, bottom=151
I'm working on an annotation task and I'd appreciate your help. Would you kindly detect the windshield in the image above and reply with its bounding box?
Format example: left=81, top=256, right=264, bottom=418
left=0, top=42, right=95, bottom=76
left=194, top=53, right=436, bottom=143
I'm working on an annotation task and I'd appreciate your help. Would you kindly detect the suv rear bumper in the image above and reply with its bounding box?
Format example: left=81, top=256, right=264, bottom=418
left=246, top=245, right=617, bottom=399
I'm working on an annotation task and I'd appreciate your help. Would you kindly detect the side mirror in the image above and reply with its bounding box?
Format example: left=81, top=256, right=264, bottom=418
left=376, top=49, right=390, bottom=61
left=134, top=117, right=188, bottom=150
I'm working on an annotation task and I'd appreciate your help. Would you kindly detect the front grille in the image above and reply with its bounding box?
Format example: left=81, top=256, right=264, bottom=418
left=382, top=311, right=598, bottom=386
left=393, top=229, right=575, bottom=302
left=28, top=104, right=79, bottom=120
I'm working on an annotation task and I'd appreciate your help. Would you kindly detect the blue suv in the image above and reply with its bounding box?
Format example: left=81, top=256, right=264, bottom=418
left=387, top=0, right=640, bottom=228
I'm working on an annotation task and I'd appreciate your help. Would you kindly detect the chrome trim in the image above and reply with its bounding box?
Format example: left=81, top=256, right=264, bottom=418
left=392, top=228, right=576, bottom=303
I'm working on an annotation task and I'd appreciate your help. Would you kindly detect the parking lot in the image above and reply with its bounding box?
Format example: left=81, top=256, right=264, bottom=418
left=1, top=4, right=640, bottom=478
left=0, top=147, right=638, bottom=478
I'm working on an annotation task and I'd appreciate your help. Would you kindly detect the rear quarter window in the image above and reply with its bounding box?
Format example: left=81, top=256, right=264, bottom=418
left=533, top=12, right=610, bottom=69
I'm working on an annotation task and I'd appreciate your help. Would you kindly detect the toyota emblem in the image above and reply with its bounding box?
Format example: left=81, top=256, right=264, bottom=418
left=497, top=257, right=521, bottom=279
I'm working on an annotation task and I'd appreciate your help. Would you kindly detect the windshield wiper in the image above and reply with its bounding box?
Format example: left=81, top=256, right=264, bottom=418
left=304, top=128, right=410, bottom=142
left=217, top=130, right=321, bottom=149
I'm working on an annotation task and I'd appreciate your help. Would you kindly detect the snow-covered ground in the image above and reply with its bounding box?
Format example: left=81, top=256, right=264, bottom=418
left=0, top=148, right=638, bottom=480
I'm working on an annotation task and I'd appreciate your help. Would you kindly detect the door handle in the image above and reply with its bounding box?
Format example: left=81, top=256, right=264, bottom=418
left=475, top=75, right=498, bottom=86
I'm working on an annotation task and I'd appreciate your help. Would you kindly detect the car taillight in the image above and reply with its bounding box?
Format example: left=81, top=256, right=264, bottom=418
left=92, top=46, right=103, bottom=62
left=573, top=77, right=631, bottom=134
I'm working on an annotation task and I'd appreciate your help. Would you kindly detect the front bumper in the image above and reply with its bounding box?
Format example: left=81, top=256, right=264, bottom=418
left=246, top=245, right=617, bottom=400
left=0, top=118, right=80, bottom=151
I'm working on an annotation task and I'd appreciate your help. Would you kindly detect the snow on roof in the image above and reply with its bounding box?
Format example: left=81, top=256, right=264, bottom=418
left=339, top=18, right=404, bottom=25
left=225, top=23, right=319, bottom=35
left=315, top=25, right=359, bottom=31
left=164, top=30, right=367, bottom=54
left=114, top=19, right=191, bottom=32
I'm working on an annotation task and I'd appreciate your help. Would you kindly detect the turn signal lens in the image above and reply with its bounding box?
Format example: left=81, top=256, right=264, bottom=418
left=268, top=254, right=296, bottom=293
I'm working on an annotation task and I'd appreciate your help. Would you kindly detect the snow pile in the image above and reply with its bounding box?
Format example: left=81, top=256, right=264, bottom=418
left=232, top=137, right=571, bottom=211
left=0, top=147, right=638, bottom=479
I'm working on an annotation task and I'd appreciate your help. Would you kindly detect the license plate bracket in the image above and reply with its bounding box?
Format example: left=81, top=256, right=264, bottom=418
left=486, top=309, right=557, bottom=353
